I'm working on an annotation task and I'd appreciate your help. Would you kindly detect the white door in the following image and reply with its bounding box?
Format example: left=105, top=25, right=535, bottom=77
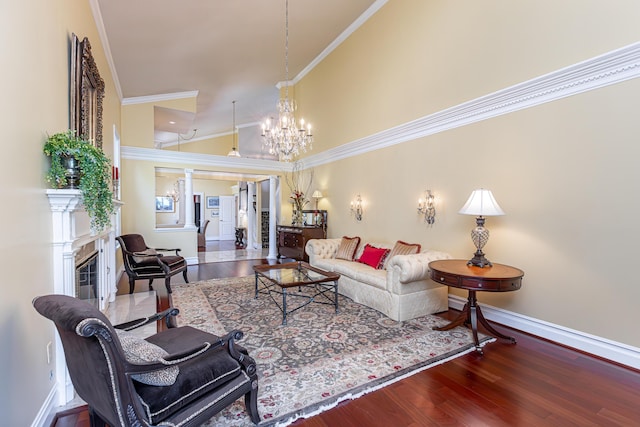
left=219, top=195, right=236, bottom=240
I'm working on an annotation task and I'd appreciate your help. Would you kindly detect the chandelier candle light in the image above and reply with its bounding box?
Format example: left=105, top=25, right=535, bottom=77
left=261, top=0, right=313, bottom=162
left=458, top=188, right=505, bottom=268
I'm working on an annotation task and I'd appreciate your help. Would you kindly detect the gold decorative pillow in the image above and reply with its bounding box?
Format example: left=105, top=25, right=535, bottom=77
left=335, top=236, right=361, bottom=261
left=384, top=240, right=421, bottom=269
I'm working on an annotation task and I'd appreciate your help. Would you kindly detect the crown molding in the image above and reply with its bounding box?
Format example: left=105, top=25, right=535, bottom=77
left=122, top=91, right=200, bottom=106
left=303, top=41, right=640, bottom=168
left=90, top=0, right=123, bottom=101
left=121, top=146, right=292, bottom=172
left=293, top=0, right=389, bottom=85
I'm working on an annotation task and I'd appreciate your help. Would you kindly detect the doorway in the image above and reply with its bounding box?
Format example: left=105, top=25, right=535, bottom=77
left=219, top=195, right=236, bottom=240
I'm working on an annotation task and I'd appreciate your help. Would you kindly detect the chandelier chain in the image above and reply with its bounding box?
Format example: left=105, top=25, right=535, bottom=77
left=261, top=0, right=313, bottom=162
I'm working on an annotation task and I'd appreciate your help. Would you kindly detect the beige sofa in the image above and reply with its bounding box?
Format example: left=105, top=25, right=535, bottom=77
left=305, top=238, right=451, bottom=321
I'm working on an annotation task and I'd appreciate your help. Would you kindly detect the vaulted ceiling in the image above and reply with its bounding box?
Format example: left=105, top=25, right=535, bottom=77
left=96, top=0, right=382, bottom=148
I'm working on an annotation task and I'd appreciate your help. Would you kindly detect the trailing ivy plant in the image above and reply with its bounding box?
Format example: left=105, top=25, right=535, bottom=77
left=44, top=130, right=114, bottom=231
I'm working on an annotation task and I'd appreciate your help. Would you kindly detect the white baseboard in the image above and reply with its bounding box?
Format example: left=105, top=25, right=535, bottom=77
left=31, top=386, right=57, bottom=427
left=448, top=295, right=640, bottom=370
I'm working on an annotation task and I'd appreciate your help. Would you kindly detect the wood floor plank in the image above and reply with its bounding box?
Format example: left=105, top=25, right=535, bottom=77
left=52, top=255, right=640, bottom=427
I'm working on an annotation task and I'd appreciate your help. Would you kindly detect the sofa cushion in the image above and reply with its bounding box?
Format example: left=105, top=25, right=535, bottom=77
left=335, top=236, right=361, bottom=261
left=353, top=267, right=387, bottom=290
left=383, top=240, right=422, bottom=269
left=357, top=244, right=390, bottom=269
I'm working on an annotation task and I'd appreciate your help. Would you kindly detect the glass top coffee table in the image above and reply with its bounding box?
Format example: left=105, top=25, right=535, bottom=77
left=253, top=261, right=341, bottom=325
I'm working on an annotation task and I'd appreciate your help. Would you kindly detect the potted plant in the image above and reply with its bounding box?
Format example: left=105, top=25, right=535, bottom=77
left=44, top=130, right=114, bottom=231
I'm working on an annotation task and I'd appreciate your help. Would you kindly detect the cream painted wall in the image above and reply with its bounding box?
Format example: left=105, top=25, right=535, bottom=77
left=121, top=158, right=198, bottom=259
left=296, top=0, right=640, bottom=347
left=122, top=97, right=197, bottom=148
left=297, top=0, right=640, bottom=152
left=166, top=133, right=233, bottom=156
left=0, top=1, right=121, bottom=425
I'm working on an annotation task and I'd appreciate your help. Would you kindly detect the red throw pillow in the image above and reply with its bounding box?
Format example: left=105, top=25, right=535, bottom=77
left=357, top=244, right=390, bottom=269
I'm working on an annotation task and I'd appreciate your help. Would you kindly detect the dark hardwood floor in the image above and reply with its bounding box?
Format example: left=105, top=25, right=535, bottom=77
left=52, top=248, right=640, bottom=427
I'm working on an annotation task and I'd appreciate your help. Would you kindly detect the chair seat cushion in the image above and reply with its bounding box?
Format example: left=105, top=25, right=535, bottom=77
left=135, top=326, right=244, bottom=423
left=158, top=255, right=186, bottom=269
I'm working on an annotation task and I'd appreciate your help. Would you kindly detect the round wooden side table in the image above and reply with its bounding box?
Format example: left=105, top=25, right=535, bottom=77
left=429, top=259, right=524, bottom=353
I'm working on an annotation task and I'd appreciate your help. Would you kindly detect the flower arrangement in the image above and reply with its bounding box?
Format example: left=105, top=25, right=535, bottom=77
left=290, top=190, right=308, bottom=221
left=285, top=161, right=313, bottom=225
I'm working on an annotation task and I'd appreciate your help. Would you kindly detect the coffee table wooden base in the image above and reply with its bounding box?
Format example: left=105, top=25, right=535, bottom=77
left=434, top=289, right=516, bottom=353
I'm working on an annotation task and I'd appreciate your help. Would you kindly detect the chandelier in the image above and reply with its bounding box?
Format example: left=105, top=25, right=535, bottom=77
left=227, top=100, right=241, bottom=157
left=261, top=0, right=313, bottom=162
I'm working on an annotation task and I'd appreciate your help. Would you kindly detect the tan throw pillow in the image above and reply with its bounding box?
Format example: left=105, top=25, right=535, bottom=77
left=115, top=329, right=179, bottom=386
left=335, top=236, right=361, bottom=261
left=384, top=240, right=422, bottom=269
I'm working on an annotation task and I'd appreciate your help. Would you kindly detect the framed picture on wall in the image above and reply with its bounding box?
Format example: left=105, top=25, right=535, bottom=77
left=211, top=208, right=219, bottom=217
left=206, top=196, right=219, bottom=209
left=155, top=196, right=175, bottom=212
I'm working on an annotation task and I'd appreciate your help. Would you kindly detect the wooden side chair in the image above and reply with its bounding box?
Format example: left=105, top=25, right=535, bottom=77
left=33, top=294, right=260, bottom=426
left=198, top=219, right=210, bottom=251
left=117, top=233, right=189, bottom=294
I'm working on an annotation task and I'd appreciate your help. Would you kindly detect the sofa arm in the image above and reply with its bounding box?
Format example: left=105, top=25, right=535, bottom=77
left=305, top=238, right=341, bottom=264
left=388, top=250, right=452, bottom=283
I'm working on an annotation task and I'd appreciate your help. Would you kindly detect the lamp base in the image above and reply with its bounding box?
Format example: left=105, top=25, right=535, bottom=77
left=467, top=250, right=492, bottom=268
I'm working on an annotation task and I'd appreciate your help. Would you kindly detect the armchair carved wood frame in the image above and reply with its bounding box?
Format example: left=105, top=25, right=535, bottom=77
left=33, top=294, right=260, bottom=426
left=117, top=234, right=189, bottom=294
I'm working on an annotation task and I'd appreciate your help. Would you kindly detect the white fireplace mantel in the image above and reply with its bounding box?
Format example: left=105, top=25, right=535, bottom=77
left=46, top=188, right=120, bottom=404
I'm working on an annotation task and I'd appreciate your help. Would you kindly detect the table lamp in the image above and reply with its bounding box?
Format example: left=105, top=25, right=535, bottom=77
left=312, top=190, right=323, bottom=210
left=458, top=188, right=505, bottom=268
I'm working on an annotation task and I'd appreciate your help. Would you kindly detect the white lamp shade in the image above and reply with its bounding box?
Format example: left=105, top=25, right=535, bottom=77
left=312, top=190, right=323, bottom=199
left=459, top=189, right=505, bottom=216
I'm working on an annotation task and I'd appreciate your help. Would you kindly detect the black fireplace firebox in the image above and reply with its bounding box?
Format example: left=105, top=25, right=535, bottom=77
left=76, top=250, right=99, bottom=305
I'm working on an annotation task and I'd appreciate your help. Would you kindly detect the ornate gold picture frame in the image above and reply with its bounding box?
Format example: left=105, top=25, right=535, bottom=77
left=70, top=33, right=105, bottom=149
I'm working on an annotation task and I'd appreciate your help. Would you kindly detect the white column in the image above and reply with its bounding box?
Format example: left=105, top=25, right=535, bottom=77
left=177, top=178, right=185, bottom=226
left=247, top=182, right=256, bottom=249
left=267, top=176, right=278, bottom=260
left=184, top=169, right=196, bottom=229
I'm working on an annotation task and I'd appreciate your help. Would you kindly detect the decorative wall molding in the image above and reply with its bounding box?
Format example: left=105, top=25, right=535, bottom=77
left=122, top=90, right=199, bottom=106
left=121, top=146, right=293, bottom=172
left=304, top=41, right=640, bottom=168
left=448, top=295, right=640, bottom=370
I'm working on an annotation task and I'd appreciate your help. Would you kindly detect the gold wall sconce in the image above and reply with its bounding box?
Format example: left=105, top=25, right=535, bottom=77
left=350, top=194, right=363, bottom=221
left=417, top=190, right=436, bottom=225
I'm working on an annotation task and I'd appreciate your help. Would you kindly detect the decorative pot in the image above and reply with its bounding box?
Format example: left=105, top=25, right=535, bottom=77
left=61, top=155, right=81, bottom=189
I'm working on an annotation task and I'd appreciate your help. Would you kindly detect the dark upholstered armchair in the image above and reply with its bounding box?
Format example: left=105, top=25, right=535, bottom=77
left=33, top=294, right=260, bottom=426
left=117, top=234, right=189, bottom=294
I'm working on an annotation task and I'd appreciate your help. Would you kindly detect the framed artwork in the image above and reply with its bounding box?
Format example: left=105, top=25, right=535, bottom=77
left=211, top=208, right=219, bottom=217
left=155, top=196, right=175, bottom=212
left=70, top=33, right=105, bottom=149
left=206, top=196, right=219, bottom=209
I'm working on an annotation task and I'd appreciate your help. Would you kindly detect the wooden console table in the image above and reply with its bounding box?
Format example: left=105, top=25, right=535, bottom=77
left=429, top=259, right=524, bottom=353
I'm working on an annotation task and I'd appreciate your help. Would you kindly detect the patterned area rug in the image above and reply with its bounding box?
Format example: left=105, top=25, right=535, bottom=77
left=171, top=276, right=492, bottom=426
